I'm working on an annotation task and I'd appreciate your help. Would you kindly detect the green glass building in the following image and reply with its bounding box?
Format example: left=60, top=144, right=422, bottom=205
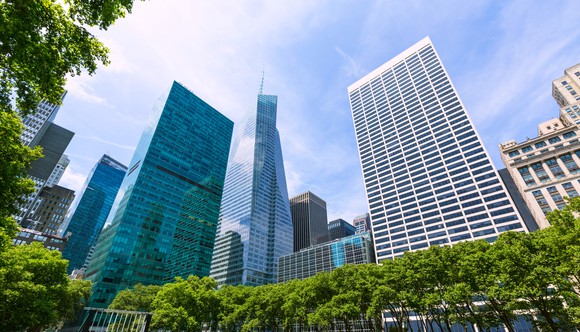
left=85, top=81, right=233, bottom=307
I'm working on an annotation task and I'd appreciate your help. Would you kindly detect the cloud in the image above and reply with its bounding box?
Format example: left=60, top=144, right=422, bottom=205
left=335, top=47, right=365, bottom=78
left=65, top=75, right=112, bottom=107
left=59, top=164, right=88, bottom=195
left=75, top=135, right=136, bottom=151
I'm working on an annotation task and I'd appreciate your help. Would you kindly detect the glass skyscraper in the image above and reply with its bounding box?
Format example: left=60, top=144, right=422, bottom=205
left=85, top=82, right=233, bottom=307
left=348, top=37, right=529, bottom=262
left=210, top=93, right=293, bottom=286
left=60, top=154, right=127, bottom=274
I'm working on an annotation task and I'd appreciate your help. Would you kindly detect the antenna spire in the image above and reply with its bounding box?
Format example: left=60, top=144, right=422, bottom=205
left=259, top=66, right=265, bottom=94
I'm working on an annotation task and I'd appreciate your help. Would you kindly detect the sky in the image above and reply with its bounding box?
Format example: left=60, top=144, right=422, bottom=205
left=55, top=0, right=580, bottom=223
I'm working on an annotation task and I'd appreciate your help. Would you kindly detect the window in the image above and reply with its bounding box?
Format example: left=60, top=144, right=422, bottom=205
left=521, top=145, right=533, bottom=153
left=546, top=186, right=565, bottom=210
left=508, top=150, right=520, bottom=157
left=518, top=167, right=536, bottom=187
left=548, top=136, right=562, bottom=144
left=534, top=141, right=547, bottom=149
left=531, top=162, right=550, bottom=182
left=559, top=153, right=579, bottom=174
left=545, top=158, right=565, bottom=179
left=562, top=182, right=579, bottom=198
left=563, top=131, right=577, bottom=139
left=532, top=190, right=551, bottom=215
left=562, top=81, right=568, bottom=85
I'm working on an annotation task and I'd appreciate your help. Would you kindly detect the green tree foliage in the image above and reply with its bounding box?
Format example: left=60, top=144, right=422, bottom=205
left=0, top=243, right=92, bottom=331
left=109, top=283, right=161, bottom=312
left=0, top=111, right=42, bottom=249
left=0, top=0, right=140, bottom=115
left=107, top=198, right=580, bottom=331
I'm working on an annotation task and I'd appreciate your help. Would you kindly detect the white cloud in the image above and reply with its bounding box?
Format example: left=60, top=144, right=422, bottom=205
left=65, top=75, right=112, bottom=107
left=76, top=135, right=136, bottom=151
left=59, top=164, right=88, bottom=195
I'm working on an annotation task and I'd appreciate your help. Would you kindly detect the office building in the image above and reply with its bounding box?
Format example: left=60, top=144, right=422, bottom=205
left=277, top=232, right=375, bottom=283
left=210, top=92, right=293, bottom=287
left=46, top=155, right=70, bottom=187
left=13, top=228, right=68, bottom=251
left=290, top=191, right=329, bottom=252
left=328, top=218, right=356, bottom=241
left=500, top=63, right=580, bottom=229
left=15, top=123, right=74, bottom=224
left=85, top=82, right=233, bottom=307
left=353, top=213, right=371, bottom=234
left=347, top=37, right=529, bottom=262
left=61, top=155, right=127, bottom=274
left=552, top=63, right=580, bottom=107
left=21, top=185, right=75, bottom=234
left=20, top=94, right=66, bottom=147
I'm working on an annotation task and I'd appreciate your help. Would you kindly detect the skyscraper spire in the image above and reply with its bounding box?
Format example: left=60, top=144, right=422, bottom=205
left=259, top=66, right=265, bottom=95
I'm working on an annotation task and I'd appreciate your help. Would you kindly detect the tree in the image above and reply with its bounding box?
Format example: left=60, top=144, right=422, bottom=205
left=109, top=283, right=161, bottom=312
left=0, top=243, right=92, bottom=331
left=0, top=0, right=139, bottom=115
left=0, top=111, right=42, bottom=249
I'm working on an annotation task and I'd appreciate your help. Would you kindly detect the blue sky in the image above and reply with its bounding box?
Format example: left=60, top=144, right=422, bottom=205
left=56, top=0, right=580, bottom=223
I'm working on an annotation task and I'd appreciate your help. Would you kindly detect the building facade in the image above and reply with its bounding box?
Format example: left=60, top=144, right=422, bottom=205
left=85, top=82, right=233, bottom=307
left=210, top=93, right=293, bottom=287
left=552, top=63, right=580, bottom=108
left=20, top=94, right=66, bottom=147
left=500, top=64, right=580, bottom=229
left=352, top=213, right=371, bottom=234
left=13, top=228, right=68, bottom=251
left=328, top=218, right=356, bottom=241
left=277, top=232, right=375, bottom=283
left=61, top=154, right=127, bottom=274
left=348, top=37, right=530, bottom=262
left=21, top=185, right=75, bottom=234
left=290, top=191, right=329, bottom=252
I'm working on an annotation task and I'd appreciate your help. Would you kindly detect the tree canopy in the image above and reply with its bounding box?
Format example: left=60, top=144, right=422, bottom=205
left=0, top=0, right=141, bottom=115
left=110, top=198, right=580, bottom=332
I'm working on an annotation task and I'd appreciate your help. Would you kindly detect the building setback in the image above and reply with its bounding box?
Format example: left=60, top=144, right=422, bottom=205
left=85, top=82, right=233, bottom=307
left=499, top=63, right=580, bottom=229
left=61, top=154, right=127, bottom=274
left=210, top=92, right=293, bottom=287
left=347, top=37, right=529, bottom=262
left=277, top=232, right=375, bottom=283
left=328, top=218, right=356, bottom=241
left=290, top=191, right=329, bottom=252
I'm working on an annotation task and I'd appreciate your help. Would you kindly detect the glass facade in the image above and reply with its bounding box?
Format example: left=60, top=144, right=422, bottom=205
left=277, top=232, right=375, bottom=283
left=328, top=218, right=356, bottom=241
left=210, top=94, right=293, bottom=286
left=85, top=82, right=233, bottom=307
left=61, top=155, right=127, bottom=274
left=348, top=37, right=528, bottom=262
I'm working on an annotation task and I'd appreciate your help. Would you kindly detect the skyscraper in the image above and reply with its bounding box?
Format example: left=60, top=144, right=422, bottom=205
left=210, top=93, right=293, bottom=287
left=552, top=63, right=580, bottom=108
left=348, top=37, right=529, bottom=262
left=61, top=154, right=127, bottom=274
left=290, top=191, right=329, bottom=252
left=85, top=82, right=233, bottom=307
left=327, top=218, right=356, bottom=241
left=20, top=94, right=66, bottom=147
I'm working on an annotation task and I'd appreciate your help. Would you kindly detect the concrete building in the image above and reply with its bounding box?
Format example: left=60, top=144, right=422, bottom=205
left=277, top=232, right=374, bottom=283
left=328, top=218, right=356, bottom=241
left=552, top=63, right=580, bottom=108
left=348, top=37, right=530, bottom=262
left=353, top=213, right=371, bottom=234
left=21, top=185, right=75, bottom=234
left=290, top=191, right=329, bottom=252
left=500, top=64, right=580, bottom=228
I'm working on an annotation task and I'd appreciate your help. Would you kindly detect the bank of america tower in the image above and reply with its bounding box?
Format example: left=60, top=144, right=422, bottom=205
left=210, top=91, right=293, bottom=286
left=348, top=37, right=531, bottom=262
